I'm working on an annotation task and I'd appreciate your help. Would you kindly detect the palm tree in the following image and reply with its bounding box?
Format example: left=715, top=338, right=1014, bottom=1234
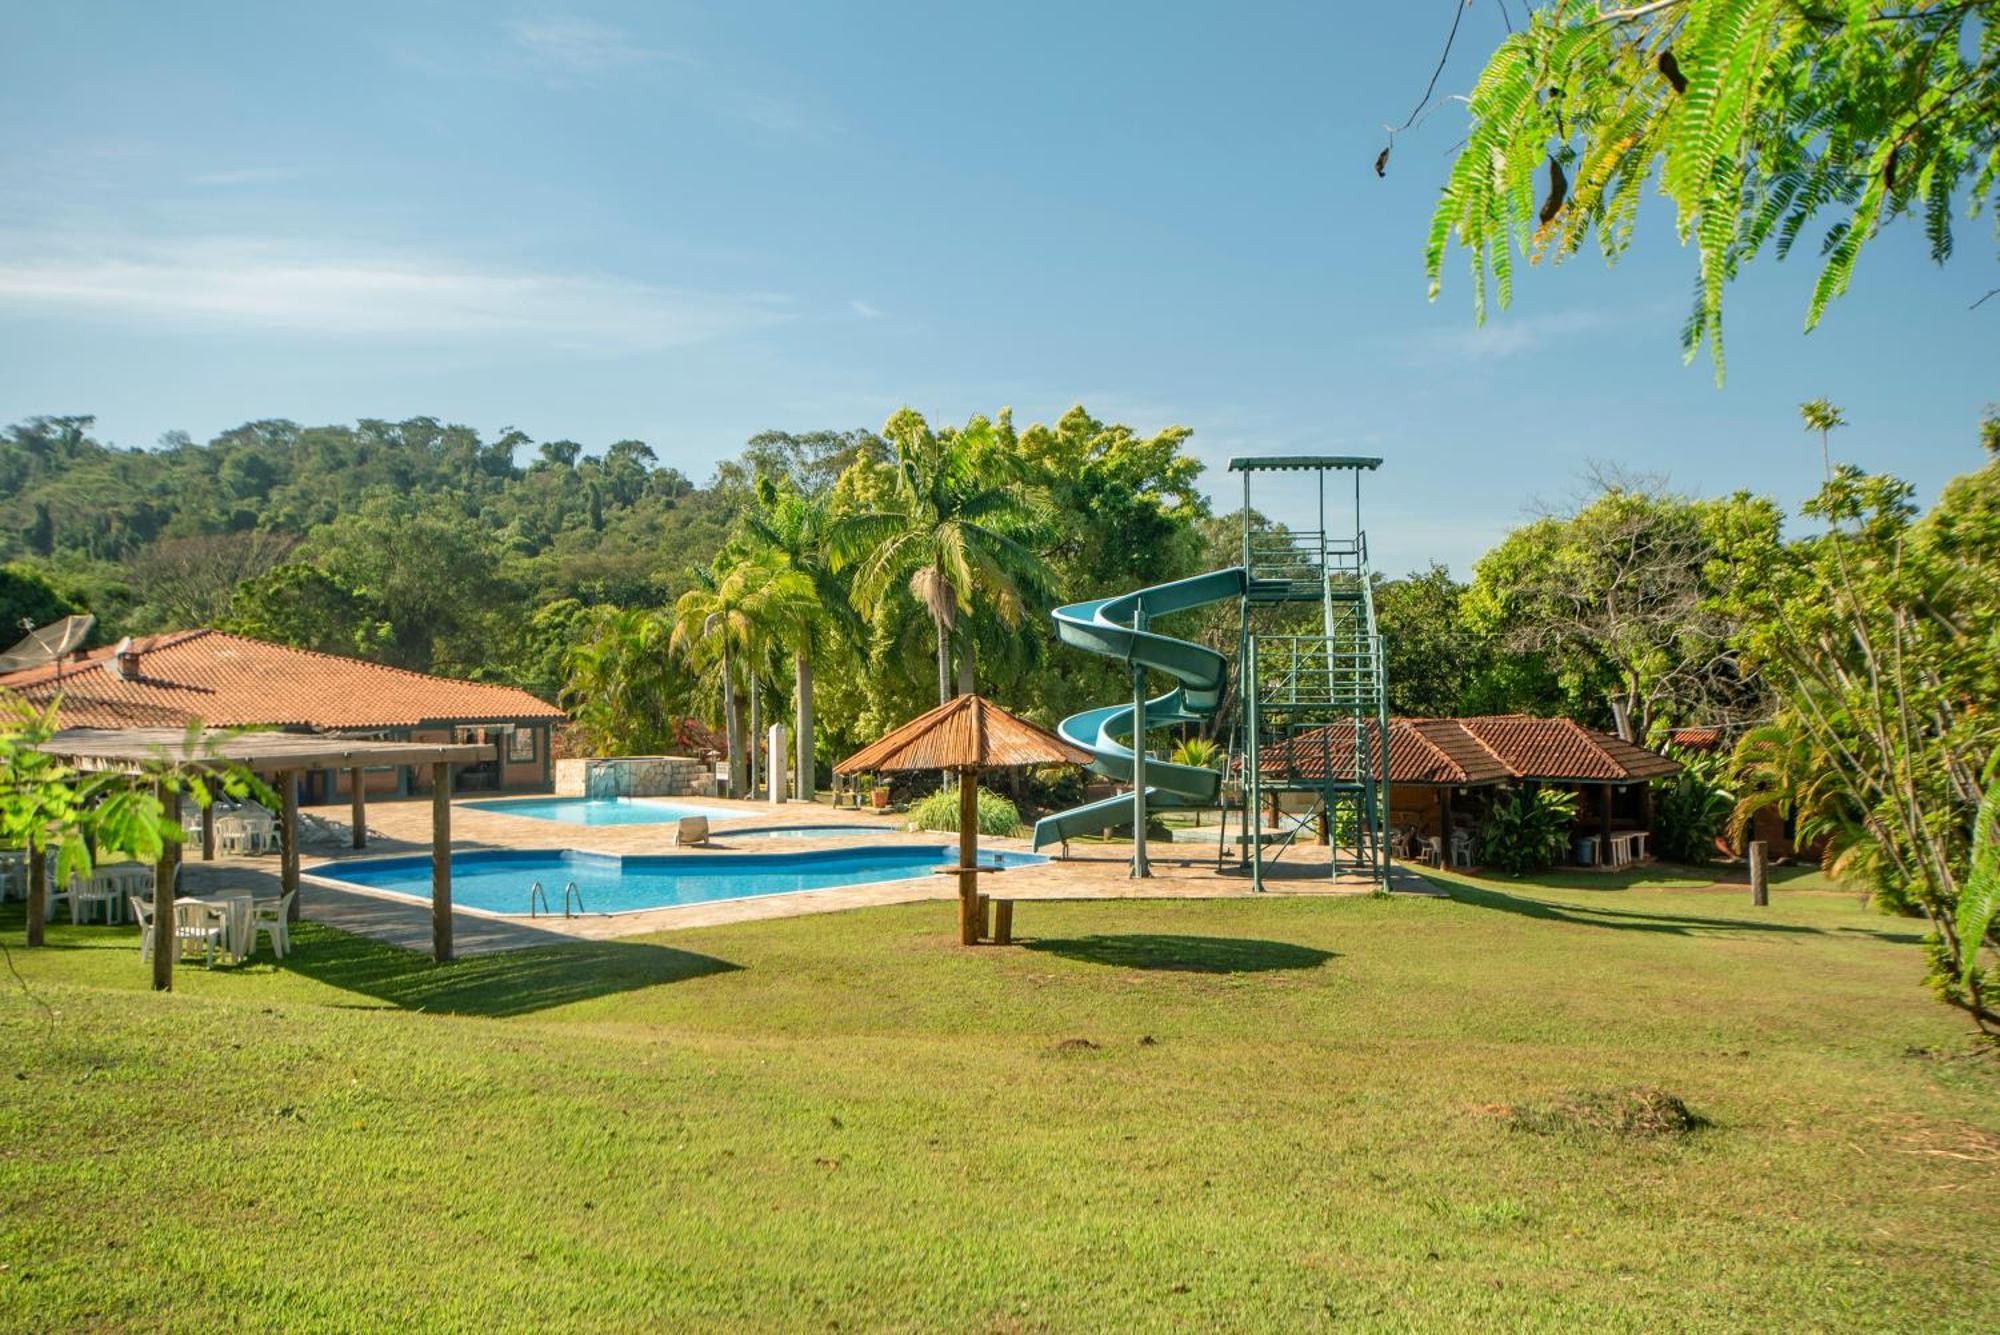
left=671, top=554, right=817, bottom=797
left=562, top=607, right=681, bottom=756
left=832, top=410, right=1048, bottom=704
left=742, top=478, right=859, bottom=803
left=1799, top=398, right=1846, bottom=482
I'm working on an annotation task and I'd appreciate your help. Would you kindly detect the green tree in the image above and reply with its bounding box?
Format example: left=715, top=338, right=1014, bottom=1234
left=1719, top=408, right=2000, bottom=1028
left=562, top=607, right=685, bottom=756
left=742, top=478, right=858, bottom=799
left=1424, top=1, right=2000, bottom=377
left=670, top=555, right=817, bottom=796
left=833, top=410, right=1048, bottom=704
left=1374, top=564, right=1490, bottom=717
left=222, top=562, right=391, bottom=659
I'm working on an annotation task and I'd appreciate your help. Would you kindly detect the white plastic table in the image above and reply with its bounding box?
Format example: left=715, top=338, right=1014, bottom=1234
left=178, top=894, right=254, bottom=961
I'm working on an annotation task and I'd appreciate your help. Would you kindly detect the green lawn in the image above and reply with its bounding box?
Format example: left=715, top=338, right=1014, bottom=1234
left=2, top=878, right=1994, bottom=1331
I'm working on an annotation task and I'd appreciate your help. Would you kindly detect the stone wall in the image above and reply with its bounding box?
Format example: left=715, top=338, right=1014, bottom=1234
left=554, top=756, right=714, bottom=799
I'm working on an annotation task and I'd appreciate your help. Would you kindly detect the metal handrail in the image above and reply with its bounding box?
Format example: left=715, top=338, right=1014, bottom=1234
left=527, top=880, right=549, bottom=917
left=562, top=880, right=586, bottom=918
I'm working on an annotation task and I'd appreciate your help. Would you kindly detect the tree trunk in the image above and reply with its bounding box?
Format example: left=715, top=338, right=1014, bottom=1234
left=721, top=644, right=743, bottom=797
left=935, top=616, right=952, bottom=704
left=750, top=685, right=763, bottom=801
left=25, top=841, right=45, bottom=948
left=795, top=652, right=814, bottom=804
left=956, top=626, right=976, bottom=698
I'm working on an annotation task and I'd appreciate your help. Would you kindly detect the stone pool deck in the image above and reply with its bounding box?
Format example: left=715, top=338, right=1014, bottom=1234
left=187, top=795, right=1439, bottom=956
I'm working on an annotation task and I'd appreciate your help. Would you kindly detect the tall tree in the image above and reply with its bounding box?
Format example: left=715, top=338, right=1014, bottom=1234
left=1418, top=1, right=2000, bottom=377
left=742, top=478, right=858, bottom=801
left=670, top=555, right=817, bottom=797
left=832, top=410, right=1048, bottom=704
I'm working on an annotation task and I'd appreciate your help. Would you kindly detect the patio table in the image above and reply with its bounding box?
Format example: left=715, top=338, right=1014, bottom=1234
left=177, top=894, right=254, bottom=961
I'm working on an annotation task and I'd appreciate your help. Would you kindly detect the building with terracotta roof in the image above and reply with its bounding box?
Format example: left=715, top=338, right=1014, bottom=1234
left=1263, top=715, right=1681, bottom=868
left=0, top=629, right=567, bottom=801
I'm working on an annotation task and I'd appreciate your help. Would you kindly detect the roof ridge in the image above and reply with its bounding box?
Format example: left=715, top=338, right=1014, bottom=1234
left=1452, top=717, right=1516, bottom=775
left=1399, top=718, right=1469, bottom=781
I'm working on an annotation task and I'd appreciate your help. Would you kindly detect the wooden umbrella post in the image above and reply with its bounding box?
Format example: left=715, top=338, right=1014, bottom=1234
left=958, top=766, right=980, bottom=945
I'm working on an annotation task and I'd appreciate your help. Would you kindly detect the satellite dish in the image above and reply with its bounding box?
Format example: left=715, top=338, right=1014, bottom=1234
left=0, top=614, right=96, bottom=674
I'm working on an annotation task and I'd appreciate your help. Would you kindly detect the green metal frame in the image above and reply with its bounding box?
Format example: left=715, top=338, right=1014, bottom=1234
left=1230, top=456, right=1390, bottom=892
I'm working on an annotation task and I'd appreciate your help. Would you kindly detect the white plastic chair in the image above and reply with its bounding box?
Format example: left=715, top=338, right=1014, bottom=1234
left=674, top=816, right=710, bottom=847
left=130, top=896, right=156, bottom=961
left=246, top=891, right=294, bottom=959
left=42, top=865, right=71, bottom=924
left=173, top=901, right=227, bottom=967
left=72, top=873, right=124, bottom=926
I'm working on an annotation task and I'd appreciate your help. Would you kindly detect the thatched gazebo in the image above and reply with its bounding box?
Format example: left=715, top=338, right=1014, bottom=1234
left=837, top=695, right=1090, bottom=946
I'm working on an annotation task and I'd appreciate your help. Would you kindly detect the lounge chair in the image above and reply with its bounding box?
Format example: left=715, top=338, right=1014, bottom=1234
left=674, top=816, right=709, bottom=848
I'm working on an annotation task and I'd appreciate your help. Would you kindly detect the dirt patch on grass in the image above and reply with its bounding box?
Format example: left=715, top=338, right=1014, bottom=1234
left=1495, top=1087, right=1709, bottom=1139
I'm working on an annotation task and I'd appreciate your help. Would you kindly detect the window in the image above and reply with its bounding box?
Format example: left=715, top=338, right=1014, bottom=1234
left=508, top=728, right=537, bottom=763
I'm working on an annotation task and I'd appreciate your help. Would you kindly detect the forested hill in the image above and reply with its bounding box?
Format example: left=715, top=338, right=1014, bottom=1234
left=0, top=413, right=880, bottom=697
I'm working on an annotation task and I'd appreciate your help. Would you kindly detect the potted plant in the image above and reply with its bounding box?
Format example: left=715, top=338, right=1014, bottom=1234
left=866, top=776, right=890, bottom=810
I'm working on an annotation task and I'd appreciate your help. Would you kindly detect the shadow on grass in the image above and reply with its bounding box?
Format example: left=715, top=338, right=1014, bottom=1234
left=1022, top=934, right=1335, bottom=974
left=277, top=922, right=740, bottom=1017
left=1443, top=882, right=1925, bottom=943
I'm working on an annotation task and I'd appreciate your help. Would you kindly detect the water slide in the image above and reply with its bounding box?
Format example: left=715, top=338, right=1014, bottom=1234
left=1031, top=568, right=1248, bottom=850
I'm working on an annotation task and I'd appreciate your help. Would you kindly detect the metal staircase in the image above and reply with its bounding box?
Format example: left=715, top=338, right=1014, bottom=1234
left=1229, top=456, right=1390, bottom=891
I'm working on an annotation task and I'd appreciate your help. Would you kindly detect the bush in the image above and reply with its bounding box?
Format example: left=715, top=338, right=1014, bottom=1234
left=1652, top=754, right=1734, bottom=864
left=907, top=783, right=1023, bottom=836
left=1479, top=787, right=1579, bottom=874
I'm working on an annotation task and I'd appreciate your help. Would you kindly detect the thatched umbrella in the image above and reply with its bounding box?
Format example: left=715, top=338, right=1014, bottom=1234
left=837, top=695, right=1090, bottom=945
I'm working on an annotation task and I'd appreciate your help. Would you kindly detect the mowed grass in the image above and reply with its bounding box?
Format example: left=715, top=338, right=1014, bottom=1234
left=2, top=877, right=1996, bottom=1331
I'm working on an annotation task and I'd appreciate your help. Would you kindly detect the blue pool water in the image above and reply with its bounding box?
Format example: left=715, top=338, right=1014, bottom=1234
left=321, top=845, right=1047, bottom=916
left=463, top=796, right=742, bottom=826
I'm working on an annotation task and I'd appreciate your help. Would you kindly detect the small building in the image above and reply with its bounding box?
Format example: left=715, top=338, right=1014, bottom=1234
left=1264, top=715, right=1682, bottom=868
left=0, top=628, right=567, bottom=802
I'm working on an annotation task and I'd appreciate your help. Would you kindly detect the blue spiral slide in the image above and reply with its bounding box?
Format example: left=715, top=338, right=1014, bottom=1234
left=1030, top=567, right=1248, bottom=850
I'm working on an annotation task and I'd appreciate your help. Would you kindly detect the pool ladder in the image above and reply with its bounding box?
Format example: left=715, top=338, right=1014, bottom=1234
left=527, top=880, right=588, bottom=918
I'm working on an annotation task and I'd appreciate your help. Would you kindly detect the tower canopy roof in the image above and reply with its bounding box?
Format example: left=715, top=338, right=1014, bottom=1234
left=1227, top=455, right=1382, bottom=473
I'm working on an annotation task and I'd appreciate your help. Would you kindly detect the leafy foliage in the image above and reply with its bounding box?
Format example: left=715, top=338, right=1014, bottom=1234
left=1479, top=786, right=1581, bottom=874
left=1427, top=2, right=2000, bottom=377
left=907, top=783, right=1025, bottom=837
left=1716, top=407, right=2000, bottom=1027
left=1652, top=751, right=1734, bottom=864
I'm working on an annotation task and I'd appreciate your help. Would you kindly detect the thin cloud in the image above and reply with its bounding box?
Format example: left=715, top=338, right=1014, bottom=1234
left=849, top=299, right=883, bottom=319
left=503, top=16, right=683, bottom=78
left=0, top=234, right=790, bottom=353
left=1407, top=308, right=1618, bottom=362
left=187, top=167, right=302, bottom=187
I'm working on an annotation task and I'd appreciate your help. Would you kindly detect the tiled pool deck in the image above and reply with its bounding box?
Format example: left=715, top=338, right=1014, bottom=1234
left=171, top=794, right=1437, bottom=956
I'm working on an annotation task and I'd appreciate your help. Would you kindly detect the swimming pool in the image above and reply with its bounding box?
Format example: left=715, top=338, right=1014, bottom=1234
left=317, top=845, right=1048, bottom=916
left=462, top=796, right=742, bottom=827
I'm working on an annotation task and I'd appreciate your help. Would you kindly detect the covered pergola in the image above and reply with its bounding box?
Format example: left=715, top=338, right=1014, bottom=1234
left=35, top=728, right=492, bottom=986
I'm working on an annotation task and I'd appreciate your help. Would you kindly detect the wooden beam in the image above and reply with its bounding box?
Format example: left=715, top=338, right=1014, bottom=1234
left=431, top=762, right=454, bottom=963
left=279, top=770, right=301, bottom=922
left=153, top=787, right=180, bottom=991
left=958, top=769, right=979, bottom=946
left=200, top=800, right=215, bottom=862
left=349, top=767, right=366, bottom=849
left=1598, top=784, right=1614, bottom=867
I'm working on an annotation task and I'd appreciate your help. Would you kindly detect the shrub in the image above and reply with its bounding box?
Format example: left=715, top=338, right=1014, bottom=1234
left=907, top=783, right=1022, bottom=837
left=1169, top=736, right=1223, bottom=770
left=1479, top=787, right=1579, bottom=874
left=1652, top=753, right=1734, bottom=864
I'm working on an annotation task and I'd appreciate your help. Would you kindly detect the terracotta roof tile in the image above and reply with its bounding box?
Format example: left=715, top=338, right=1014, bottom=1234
left=1259, top=715, right=1679, bottom=785
left=0, top=629, right=566, bottom=731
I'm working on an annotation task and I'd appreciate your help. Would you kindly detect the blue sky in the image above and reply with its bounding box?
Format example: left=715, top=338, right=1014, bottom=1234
left=1, top=2, right=1992, bottom=574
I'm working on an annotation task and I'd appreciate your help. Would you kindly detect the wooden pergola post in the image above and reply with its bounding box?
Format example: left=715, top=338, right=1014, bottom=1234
left=200, top=801, right=215, bottom=861
left=431, top=762, right=453, bottom=963
left=152, top=787, right=180, bottom=991
left=279, top=770, right=301, bottom=921
left=958, top=767, right=979, bottom=946
left=349, top=767, right=367, bottom=849
left=1598, top=784, right=1614, bottom=866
